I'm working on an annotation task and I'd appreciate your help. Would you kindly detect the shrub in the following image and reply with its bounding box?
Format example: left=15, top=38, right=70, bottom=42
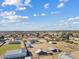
left=65, top=40, right=74, bottom=44
left=74, top=42, right=78, bottom=44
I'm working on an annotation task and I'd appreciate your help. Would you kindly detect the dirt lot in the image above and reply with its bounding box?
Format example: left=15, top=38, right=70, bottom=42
left=28, top=41, right=79, bottom=59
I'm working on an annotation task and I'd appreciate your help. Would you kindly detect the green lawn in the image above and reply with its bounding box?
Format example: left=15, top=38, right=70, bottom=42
left=0, top=44, right=21, bottom=55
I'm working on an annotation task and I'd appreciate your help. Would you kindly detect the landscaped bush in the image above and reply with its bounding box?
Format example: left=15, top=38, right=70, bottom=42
left=55, top=38, right=61, bottom=41
left=74, top=42, right=78, bottom=44
left=65, top=40, right=74, bottom=44
left=9, top=41, right=21, bottom=44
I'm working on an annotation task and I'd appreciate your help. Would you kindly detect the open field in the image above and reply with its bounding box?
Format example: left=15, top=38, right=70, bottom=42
left=0, top=44, right=21, bottom=55
left=28, top=41, right=79, bottom=59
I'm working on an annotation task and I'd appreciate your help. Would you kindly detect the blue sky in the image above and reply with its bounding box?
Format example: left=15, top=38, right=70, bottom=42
left=0, top=0, right=79, bottom=31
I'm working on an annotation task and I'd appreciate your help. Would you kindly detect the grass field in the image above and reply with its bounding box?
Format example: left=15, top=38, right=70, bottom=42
left=0, top=44, right=21, bottom=55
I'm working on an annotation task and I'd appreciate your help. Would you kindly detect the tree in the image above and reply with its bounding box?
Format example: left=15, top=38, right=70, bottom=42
left=0, top=35, right=5, bottom=39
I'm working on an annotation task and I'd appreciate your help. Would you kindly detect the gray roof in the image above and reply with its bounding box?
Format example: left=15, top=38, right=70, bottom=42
left=59, top=52, right=74, bottom=59
left=25, top=57, right=31, bottom=59
left=4, top=49, right=27, bottom=59
left=48, top=47, right=58, bottom=50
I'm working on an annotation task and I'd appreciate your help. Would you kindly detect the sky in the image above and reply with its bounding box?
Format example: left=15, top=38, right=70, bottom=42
left=0, top=0, right=79, bottom=31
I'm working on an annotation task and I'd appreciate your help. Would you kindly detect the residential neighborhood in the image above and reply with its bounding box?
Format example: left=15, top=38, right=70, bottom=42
left=0, top=31, right=79, bottom=59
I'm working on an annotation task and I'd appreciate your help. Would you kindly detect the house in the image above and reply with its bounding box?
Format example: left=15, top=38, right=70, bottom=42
left=8, top=38, right=21, bottom=44
left=58, top=52, right=74, bottom=59
left=25, top=57, right=32, bottom=59
left=27, top=38, right=39, bottom=44
left=35, top=49, right=53, bottom=56
left=48, top=47, right=61, bottom=52
left=25, top=41, right=33, bottom=48
left=69, top=37, right=79, bottom=41
left=48, top=41, right=57, bottom=44
left=46, top=50, right=53, bottom=55
left=35, top=49, right=48, bottom=56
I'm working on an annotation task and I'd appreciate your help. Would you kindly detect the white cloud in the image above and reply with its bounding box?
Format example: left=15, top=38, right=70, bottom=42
left=0, top=11, right=29, bottom=23
left=57, top=3, right=64, bottom=8
left=16, top=6, right=26, bottom=11
left=0, top=11, right=15, bottom=16
left=3, top=15, right=28, bottom=23
left=43, top=16, right=79, bottom=30
left=73, top=22, right=79, bottom=24
left=44, top=3, right=49, bottom=9
left=24, top=0, right=31, bottom=5
left=65, top=17, right=79, bottom=25
left=2, top=0, right=19, bottom=6
left=2, top=0, right=31, bottom=6
left=59, top=0, right=69, bottom=2
left=55, top=16, right=79, bottom=29
left=33, top=13, right=46, bottom=16
left=33, top=13, right=37, bottom=16
left=1, top=0, right=31, bottom=10
left=57, top=0, right=69, bottom=8
left=51, top=11, right=60, bottom=15
left=41, top=13, right=46, bottom=16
